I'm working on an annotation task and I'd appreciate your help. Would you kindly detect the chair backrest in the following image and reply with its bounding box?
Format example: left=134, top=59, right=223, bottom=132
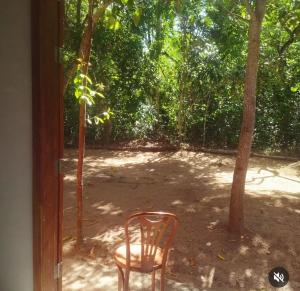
left=124, top=212, right=179, bottom=270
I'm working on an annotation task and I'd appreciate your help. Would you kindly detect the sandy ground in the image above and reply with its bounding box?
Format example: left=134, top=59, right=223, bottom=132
left=63, top=150, right=300, bottom=291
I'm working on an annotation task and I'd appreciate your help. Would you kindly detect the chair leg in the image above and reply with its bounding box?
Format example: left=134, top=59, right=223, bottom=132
left=117, top=265, right=124, bottom=291
left=124, top=269, right=130, bottom=291
left=160, top=268, right=166, bottom=291
left=152, top=270, right=156, bottom=291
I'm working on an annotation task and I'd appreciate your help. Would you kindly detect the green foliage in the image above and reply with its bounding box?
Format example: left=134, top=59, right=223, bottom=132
left=73, top=60, right=112, bottom=129
left=74, top=64, right=101, bottom=105
left=132, top=7, right=143, bottom=26
left=133, top=103, right=158, bottom=138
left=104, top=11, right=121, bottom=30
left=64, top=0, right=300, bottom=154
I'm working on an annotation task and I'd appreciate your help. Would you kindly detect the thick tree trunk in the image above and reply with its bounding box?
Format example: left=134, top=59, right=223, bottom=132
left=228, top=1, right=266, bottom=234
left=76, top=0, right=94, bottom=246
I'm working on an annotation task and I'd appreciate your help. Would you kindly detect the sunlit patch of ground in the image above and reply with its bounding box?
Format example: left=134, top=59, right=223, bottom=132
left=214, top=167, right=300, bottom=195
left=63, top=150, right=300, bottom=291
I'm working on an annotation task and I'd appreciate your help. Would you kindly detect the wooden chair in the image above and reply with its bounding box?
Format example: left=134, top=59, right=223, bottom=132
left=114, top=212, right=179, bottom=291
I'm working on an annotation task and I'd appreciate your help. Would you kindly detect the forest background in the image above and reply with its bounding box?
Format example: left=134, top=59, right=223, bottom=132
left=63, top=0, right=300, bottom=156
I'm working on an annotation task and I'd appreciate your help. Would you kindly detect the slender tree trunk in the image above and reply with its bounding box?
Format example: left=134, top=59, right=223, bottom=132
left=202, top=95, right=210, bottom=147
left=76, top=0, right=94, bottom=246
left=76, top=0, right=82, bottom=27
left=76, top=102, right=86, bottom=245
left=63, top=0, right=112, bottom=95
left=177, top=80, right=186, bottom=140
left=228, top=0, right=267, bottom=234
left=103, top=118, right=112, bottom=145
left=177, top=16, right=190, bottom=141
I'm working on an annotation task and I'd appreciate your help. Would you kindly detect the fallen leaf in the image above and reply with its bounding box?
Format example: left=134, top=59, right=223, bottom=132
left=188, top=257, right=197, bottom=266
left=89, top=246, right=96, bottom=258
left=63, top=235, right=73, bottom=242
left=168, top=272, right=178, bottom=278
left=217, top=254, right=225, bottom=260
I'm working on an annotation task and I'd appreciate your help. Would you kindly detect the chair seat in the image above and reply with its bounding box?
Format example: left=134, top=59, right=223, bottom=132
left=114, top=244, right=163, bottom=273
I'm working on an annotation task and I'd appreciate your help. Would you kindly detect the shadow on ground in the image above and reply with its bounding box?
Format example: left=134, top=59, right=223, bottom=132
left=63, top=150, right=300, bottom=291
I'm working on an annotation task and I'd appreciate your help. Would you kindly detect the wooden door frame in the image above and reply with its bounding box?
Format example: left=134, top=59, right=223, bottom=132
left=31, top=0, right=64, bottom=290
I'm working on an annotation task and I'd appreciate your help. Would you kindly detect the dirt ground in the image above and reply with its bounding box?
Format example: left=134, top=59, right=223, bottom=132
left=62, top=149, right=300, bottom=291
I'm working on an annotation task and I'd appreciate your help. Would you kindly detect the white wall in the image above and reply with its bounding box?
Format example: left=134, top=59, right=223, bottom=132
left=0, top=0, right=33, bottom=290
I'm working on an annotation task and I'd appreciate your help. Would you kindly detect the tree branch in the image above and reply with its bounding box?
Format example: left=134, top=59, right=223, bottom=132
left=279, top=23, right=300, bottom=55
left=92, top=0, right=113, bottom=26
left=242, top=0, right=253, bottom=17
left=226, top=7, right=249, bottom=24
left=161, top=51, right=179, bottom=64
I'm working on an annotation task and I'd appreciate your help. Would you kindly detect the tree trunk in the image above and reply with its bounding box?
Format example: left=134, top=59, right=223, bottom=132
left=76, top=0, right=94, bottom=246
left=76, top=102, right=86, bottom=245
left=103, top=118, right=112, bottom=145
left=63, top=0, right=112, bottom=95
left=202, top=95, right=210, bottom=147
left=177, top=15, right=190, bottom=141
left=228, top=0, right=266, bottom=234
left=76, top=0, right=82, bottom=27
